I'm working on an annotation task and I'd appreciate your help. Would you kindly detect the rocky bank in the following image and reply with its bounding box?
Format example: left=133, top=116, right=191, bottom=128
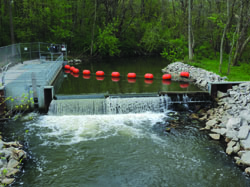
left=163, top=62, right=250, bottom=176
left=0, top=138, right=26, bottom=186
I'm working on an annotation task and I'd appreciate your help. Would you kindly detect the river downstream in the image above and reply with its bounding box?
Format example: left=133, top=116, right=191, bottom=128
left=3, top=110, right=250, bottom=186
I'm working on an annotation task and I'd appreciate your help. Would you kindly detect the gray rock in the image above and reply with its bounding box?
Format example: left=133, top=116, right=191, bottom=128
left=7, top=159, right=19, bottom=169
left=217, top=91, right=228, bottom=99
left=228, top=140, right=237, bottom=147
left=238, top=127, right=250, bottom=140
left=1, top=178, right=15, bottom=185
left=240, top=151, right=250, bottom=166
left=226, top=118, right=242, bottom=130
left=245, top=167, right=250, bottom=175
left=209, top=133, right=220, bottom=140
left=200, top=80, right=207, bottom=87
left=240, top=110, right=250, bottom=122
left=229, top=91, right=238, bottom=97
left=226, top=146, right=234, bottom=155
left=211, top=128, right=227, bottom=136
left=233, top=142, right=241, bottom=153
left=226, top=140, right=236, bottom=155
left=206, top=119, right=218, bottom=129
left=226, top=130, right=238, bottom=140
left=0, top=140, right=4, bottom=149
left=240, top=133, right=250, bottom=150
left=6, top=168, right=19, bottom=177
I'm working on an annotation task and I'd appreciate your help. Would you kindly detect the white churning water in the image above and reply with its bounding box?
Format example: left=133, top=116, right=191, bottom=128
left=31, top=113, right=166, bottom=146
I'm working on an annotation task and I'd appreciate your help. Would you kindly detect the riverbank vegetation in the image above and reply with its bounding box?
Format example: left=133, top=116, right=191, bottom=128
left=188, top=58, right=250, bottom=81
left=0, top=0, right=250, bottom=79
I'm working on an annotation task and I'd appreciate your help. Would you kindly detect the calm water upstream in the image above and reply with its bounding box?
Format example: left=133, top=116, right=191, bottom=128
left=2, top=57, right=250, bottom=186
left=56, top=57, right=200, bottom=95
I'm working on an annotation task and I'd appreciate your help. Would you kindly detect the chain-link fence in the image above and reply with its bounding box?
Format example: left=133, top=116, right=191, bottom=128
left=0, top=42, right=67, bottom=68
left=0, top=44, right=21, bottom=68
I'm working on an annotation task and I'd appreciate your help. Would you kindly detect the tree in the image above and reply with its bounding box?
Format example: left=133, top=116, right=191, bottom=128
left=188, top=0, right=193, bottom=61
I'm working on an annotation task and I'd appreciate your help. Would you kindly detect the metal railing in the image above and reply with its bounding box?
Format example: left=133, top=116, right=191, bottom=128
left=2, top=54, right=64, bottom=86
left=0, top=42, right=67, bottom=68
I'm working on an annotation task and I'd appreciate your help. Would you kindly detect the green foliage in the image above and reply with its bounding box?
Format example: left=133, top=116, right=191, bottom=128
left=0, top=91, right=34, bottom=121
left=140, top=21, right=163, bottom=53
left=188, top=58, right=250, bottom=81
left=96, top=21, right=120, bottom=56
left=161, top=37, right=187, bottom=62
left=195, top=41, right=214, bottom=59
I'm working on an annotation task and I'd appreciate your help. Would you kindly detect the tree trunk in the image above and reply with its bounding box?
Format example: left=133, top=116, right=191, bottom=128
left=172, top=0, right=176, bottom=17
left=227, top=28, right=237, bottom=75
left=188, top=0, right=193, bottom=61
left=90, top=0, right=97, bottom=56
left=141, top=0, right=145, bottom=16
left=232, top=34, right=250, bottom=66
left=219, top=0, right=230, bottom=73
left=9, top=0, right=14, bottom=44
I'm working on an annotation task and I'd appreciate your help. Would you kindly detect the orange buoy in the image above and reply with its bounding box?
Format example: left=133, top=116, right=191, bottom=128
left=96, top=71, right=105, bottom=76
left=112, top=77, right=120, bottom=82
left=127, top=78, right=136, bottom=83
left=127, top=73, right=136, bottom=79
left=180, top=82, right=189, bottom=88
left=83, top=75, right=91, bottom=79
left=73, top=68, right=79, bottom=74
left=111, top=72, right=120, bottom=77
left=144, top=73, right=154, bottom=79
left=64, top=65, right=70, bottom=69
left=70, top=66, right=75, bottom=72
left=162, top=80, right=171, bottom=85
left=162, top=74, right=171, bottom=80
left=180, top=72, right=190, bottom=78
left=83, top=70, right=91, bottom=75
left=96, top=76, right=104, bottom=81
left=64, top=70, right=70, bottom=74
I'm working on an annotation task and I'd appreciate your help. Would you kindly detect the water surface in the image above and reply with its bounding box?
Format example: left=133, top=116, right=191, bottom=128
left=2, top=111, right=250, bottom=187
left=56, top=57, right=200, bottom=95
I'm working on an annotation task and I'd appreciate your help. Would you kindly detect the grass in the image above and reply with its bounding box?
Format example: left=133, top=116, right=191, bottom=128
left=187, top=58, right=250, bottom=81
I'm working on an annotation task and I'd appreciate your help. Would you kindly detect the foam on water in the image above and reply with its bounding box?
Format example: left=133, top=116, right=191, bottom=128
left=29, top=112, right=166, bottom=146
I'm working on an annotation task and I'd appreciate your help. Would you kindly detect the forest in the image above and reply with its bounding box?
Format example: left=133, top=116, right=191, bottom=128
left=0, top=0, right=250, bottom=75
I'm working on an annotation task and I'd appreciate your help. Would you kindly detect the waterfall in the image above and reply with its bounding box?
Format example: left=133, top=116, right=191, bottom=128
left=48, top=96, right=172, bottom=115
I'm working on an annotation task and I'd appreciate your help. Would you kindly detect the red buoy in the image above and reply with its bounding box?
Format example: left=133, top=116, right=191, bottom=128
left=64, top=70, right=70, bottom=74
left=111, top=72, right=120, bottom=77
left=162, top=80, right=171, bottom=85
left=70, top=66, right=75, bottom=72
left=127, top=73, right=136, bottom=79
left=145, top=79, right=153, bottom=84
left=64, top=65, right=70, bottom=69
left=83, top=75, right=91, bottom=79
left=96, top=76, right=104, bottom=81
left=96, top=71, right=105, bottom=76
left=162, top=74, right=172, bottom=80
left=83, top=70, right=91, bottom=75
left=73, top=68, right=79, bottom=74
left=112, top=77, right=120, bottom=82
left=180, top=72, right=190, bottom=78
left=144, top=73, right=154, bottom=79
left=180, top=83, right=189, bottom=88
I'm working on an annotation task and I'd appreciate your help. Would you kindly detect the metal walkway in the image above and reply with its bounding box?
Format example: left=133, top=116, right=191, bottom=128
left=1, top=54, right=64, bottom=110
